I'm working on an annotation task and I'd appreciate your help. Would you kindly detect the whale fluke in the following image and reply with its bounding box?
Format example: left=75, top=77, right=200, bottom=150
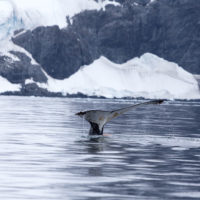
left=76, top=100, right=164, bottom=135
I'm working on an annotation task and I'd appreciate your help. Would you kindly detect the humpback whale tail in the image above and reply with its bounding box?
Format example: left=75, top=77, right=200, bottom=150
left=76, top=99, right=164, bottom=135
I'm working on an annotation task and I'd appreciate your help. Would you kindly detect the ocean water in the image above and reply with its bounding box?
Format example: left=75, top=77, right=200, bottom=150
left=0, top=96, right=200, bottom=200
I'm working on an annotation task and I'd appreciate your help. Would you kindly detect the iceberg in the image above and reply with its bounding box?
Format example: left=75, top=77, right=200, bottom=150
left=38, top=53, right=200, bottom=100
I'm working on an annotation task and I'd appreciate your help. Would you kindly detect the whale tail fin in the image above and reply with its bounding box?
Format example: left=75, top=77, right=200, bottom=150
left=106, top=99, right=164, bottom=123
left=77, top=100, right=164, bottom=135
left=88, top=122, right=104, bottom=135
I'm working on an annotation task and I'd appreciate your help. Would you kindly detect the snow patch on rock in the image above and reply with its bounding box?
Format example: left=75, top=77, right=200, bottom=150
left=0, top=76, right=21, bottom=93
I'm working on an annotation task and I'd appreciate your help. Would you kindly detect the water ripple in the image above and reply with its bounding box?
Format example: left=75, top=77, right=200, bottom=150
left=0, top=96, right=200, bottom=200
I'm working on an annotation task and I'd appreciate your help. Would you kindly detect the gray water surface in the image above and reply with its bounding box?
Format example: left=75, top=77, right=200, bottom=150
left=0, top=96, right=200, bottom=200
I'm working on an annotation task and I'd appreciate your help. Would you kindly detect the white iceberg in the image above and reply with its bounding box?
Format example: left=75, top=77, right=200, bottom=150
left=38, top=53, right=200, bottom=100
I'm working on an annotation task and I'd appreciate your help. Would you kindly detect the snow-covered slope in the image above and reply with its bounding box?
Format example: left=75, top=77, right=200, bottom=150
left=0, top=0, right=199, bottom=100
left=0, top=0, right=119, bottom=40
left=0, top=0, right=120, bottom=75
left=0, top=76, right=20, bottom=93
left=37, top=53, right=200, bottom=100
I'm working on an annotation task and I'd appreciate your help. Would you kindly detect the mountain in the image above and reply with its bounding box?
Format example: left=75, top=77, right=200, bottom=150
left=0, top=0, right=119, bottom=40
left=0, top=0, right=200, bottom=99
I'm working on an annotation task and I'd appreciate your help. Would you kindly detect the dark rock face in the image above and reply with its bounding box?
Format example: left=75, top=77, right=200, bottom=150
left=140, top=0, right=200, bottom=74
left=20, top=83, right=61, bottom=97
left=13, top=0, right=200, bottom=79
left=2, top=83, right=63, bottom=97
left=0, top=51, right=47, bottom=84
left=115, top=0, right=150, bottom=6
left=13, top=26, right=92, bottom=79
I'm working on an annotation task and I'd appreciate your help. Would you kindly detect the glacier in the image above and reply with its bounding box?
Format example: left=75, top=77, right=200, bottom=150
left=0, top=0, right=120, bottom=40
left=36, top=53, right=200, bottom=100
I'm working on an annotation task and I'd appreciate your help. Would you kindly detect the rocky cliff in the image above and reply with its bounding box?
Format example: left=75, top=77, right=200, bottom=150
left=0, top=0, right=200, bottom=98
left=12, top=0, right=200, bottom=81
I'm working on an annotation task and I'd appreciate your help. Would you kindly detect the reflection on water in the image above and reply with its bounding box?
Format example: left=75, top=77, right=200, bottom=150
left=0, top=96, right=200, bottom=200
